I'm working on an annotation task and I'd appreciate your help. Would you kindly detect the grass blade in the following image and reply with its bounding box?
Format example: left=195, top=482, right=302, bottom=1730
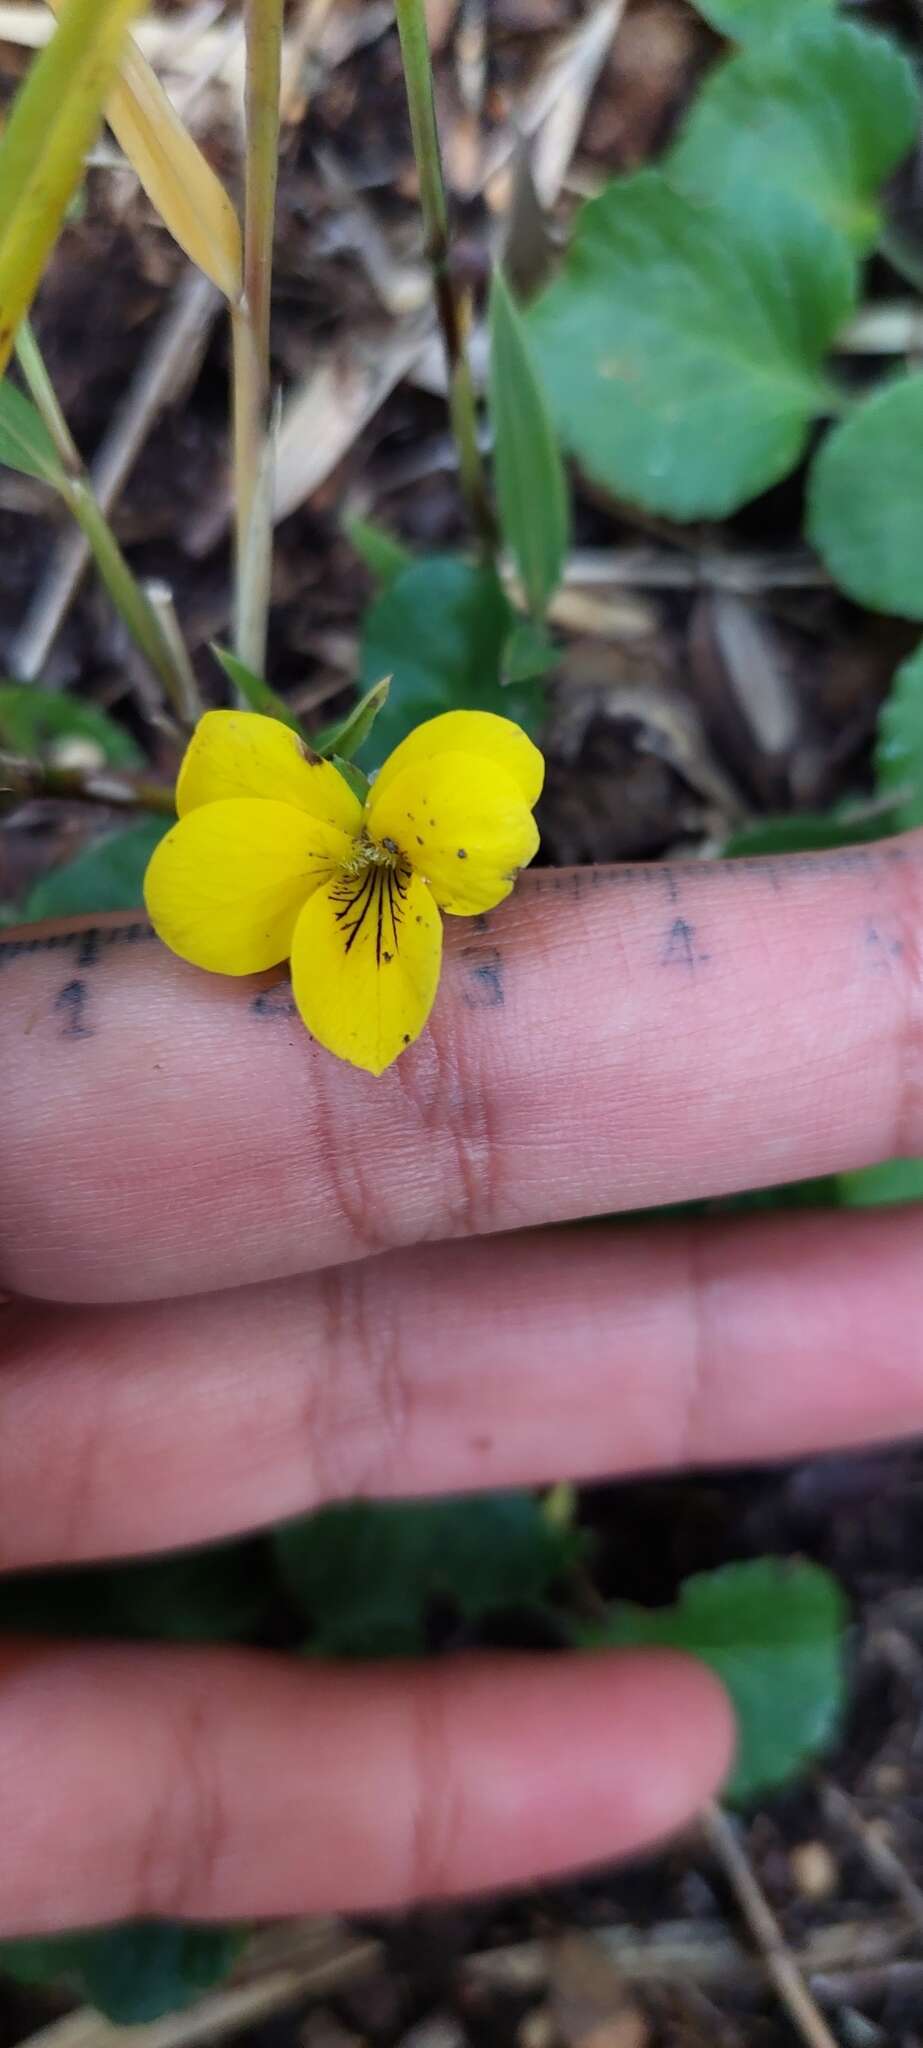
left=488, top=266, right=569, bottom=618
left=0, top=0, right=145, bottom=377
left=47, top=0, right=242, bottom=300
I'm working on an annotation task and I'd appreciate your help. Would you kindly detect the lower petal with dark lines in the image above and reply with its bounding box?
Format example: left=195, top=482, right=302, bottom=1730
left=290, top=864, right=443, bottom=1075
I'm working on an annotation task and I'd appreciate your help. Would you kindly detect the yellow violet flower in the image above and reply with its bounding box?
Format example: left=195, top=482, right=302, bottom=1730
left=144, top=707, right=544, bottom=1075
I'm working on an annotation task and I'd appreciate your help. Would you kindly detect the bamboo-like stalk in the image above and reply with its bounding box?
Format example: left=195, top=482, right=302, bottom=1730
left=394, top=0, right=495, bottom=556
left=232, top=0, right=284, bottom=677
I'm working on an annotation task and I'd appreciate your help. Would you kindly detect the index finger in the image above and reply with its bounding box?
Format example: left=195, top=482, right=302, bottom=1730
left=1, top=834, right=920, bottom=1303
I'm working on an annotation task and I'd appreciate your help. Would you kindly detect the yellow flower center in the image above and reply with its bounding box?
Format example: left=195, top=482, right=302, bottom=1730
left=330, top=833, right=412, bottom=964
left=339, top=828, right=404, bottom=880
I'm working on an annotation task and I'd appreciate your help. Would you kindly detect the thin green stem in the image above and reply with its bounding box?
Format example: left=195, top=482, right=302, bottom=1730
left=14, top=320, right=197, bottom=724
left=244, top=0, right=283, bottom=380
left=59, top=478, right=194, bottom=724
left=394, top=0, right=448, bottom=256
left=15, top=318, right=81, bottom=473
left=394, top=0, right=496, bottom=558
left=232, top=0, right=283, bottom=677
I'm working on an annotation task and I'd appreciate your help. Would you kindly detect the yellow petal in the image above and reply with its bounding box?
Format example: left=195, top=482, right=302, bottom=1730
left=291, top=862, right=443, bottom=1075
left=177, top=710, right=363, bottom=836
left=371, top=710, right=545, bottom=809
left=144, top=798, right=350, bottom=976
left=366, top=753, right=540, bottom=916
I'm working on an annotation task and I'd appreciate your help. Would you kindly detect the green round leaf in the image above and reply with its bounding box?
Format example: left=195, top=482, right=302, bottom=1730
left=808, top=375, right=923, bottom=619
left=587, top=1559, right=846, bottom=1803
left=687, top=0, right=834, bottom=44
left=358, top=557, right=545, bottom=768
left=670, top=18, right=920, bottom=255
left=724, top=805, right=901, bottom=858
left=22, top=816, right=170, bottom=921
left=1, top=1924, right=243, bottom=2023
left=78, top=1924, right=244, bottom=2023
left=275, top=1495, right=580, bottom=1658
left=528, top=171, right=851, bottom=520
left=0, top=682, right=141, bottom=766
left=876, top=640, right=923, bottom=826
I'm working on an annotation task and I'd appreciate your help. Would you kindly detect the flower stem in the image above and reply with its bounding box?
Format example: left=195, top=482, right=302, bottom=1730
left=394, top=0, right=496, bottom=558
left=15, top=319, right=81, bottom=474
left=232, top=0, right=284, bottom=678
left=15, top=321, right=198, bottom=726
left=0, top=748, right=176, bottom=815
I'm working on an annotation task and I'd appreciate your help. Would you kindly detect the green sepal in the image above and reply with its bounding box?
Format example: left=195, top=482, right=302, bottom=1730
left=315, top=674, right=391, bottom=763
left=211, top=645, right=305, bottom=735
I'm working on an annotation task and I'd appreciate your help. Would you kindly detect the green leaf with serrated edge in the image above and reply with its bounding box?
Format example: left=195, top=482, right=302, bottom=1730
left=0, top=0, right=145, bottom=377
left=875, top=641, right=923, bottom=827
left=585, top=1560, right=845, bottom=1804
left=275, top=1494, right=581, bottom=1659
left=670, top=18, right=919, bottom=256
left=212, top=644, right=305, bottom=735
left=724, top=805, right=902, bottom=858
left=343, top=512, right=413, bottom=589
left=315, top=675, right=390, bottom=762
left=21, top=817, right=170, bottom=921
left=0, top=683, right=141, bottom=767
left=528, top=172, right=852, bottom=522
left=808, top=376, right=923, bottom=620
left=687, top=0, right=833, bottom=44
left=489, top=267, right=569, bottom=620
left=839, top=1158, right=923, bottom=1207
left=357, top=557, right=545, bottom=770
left=0, top=378, right=63, bottom=483
left=1, top=1924, right=244, bottom=2024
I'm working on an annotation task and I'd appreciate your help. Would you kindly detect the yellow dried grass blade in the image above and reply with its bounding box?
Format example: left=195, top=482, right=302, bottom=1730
left=0, top=0, right=145, bottom=377
left=48, top=0, right=242, bottom=301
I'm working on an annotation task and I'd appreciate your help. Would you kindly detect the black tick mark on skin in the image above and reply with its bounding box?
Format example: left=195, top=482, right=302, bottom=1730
left=77, top=930, right=101, bottom=970
left=660, top=917, right=709, bottom=972
left=55, top=979, right=93, bottom=1039
left=462, top=945, right=504, bottom=1008
left=865, top=920, right=904, bottom=972
left=252, top=982, right=298, bottom=1020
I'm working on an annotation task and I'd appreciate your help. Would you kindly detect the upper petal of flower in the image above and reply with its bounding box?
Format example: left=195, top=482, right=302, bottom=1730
left=366, top=752, right=540, bottom=916
left=371, top=710, right=544, bottom=810
left=177, top=710, right=364, bottom=836
left=290, top=862, right=443, bottom=1075
left=144, top=797, right=351, bottom=976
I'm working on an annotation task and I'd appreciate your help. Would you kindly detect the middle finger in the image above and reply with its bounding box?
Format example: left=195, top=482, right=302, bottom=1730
left=2, top=1206, right=922, bottom=1568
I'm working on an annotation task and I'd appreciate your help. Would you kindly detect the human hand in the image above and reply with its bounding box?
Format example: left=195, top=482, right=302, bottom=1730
left=1, top=834, right=921, bottom=1937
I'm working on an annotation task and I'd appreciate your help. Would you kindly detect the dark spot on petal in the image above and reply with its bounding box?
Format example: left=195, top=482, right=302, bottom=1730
left=429, top=818, right=436, bottom=827
left=402, top=1033, right=410, bottom=1044
left=457, top=848, right=467, bottom=859
left=383, top=950, right=393, bottom=963
left=417, top=835, right=424, bottom=846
